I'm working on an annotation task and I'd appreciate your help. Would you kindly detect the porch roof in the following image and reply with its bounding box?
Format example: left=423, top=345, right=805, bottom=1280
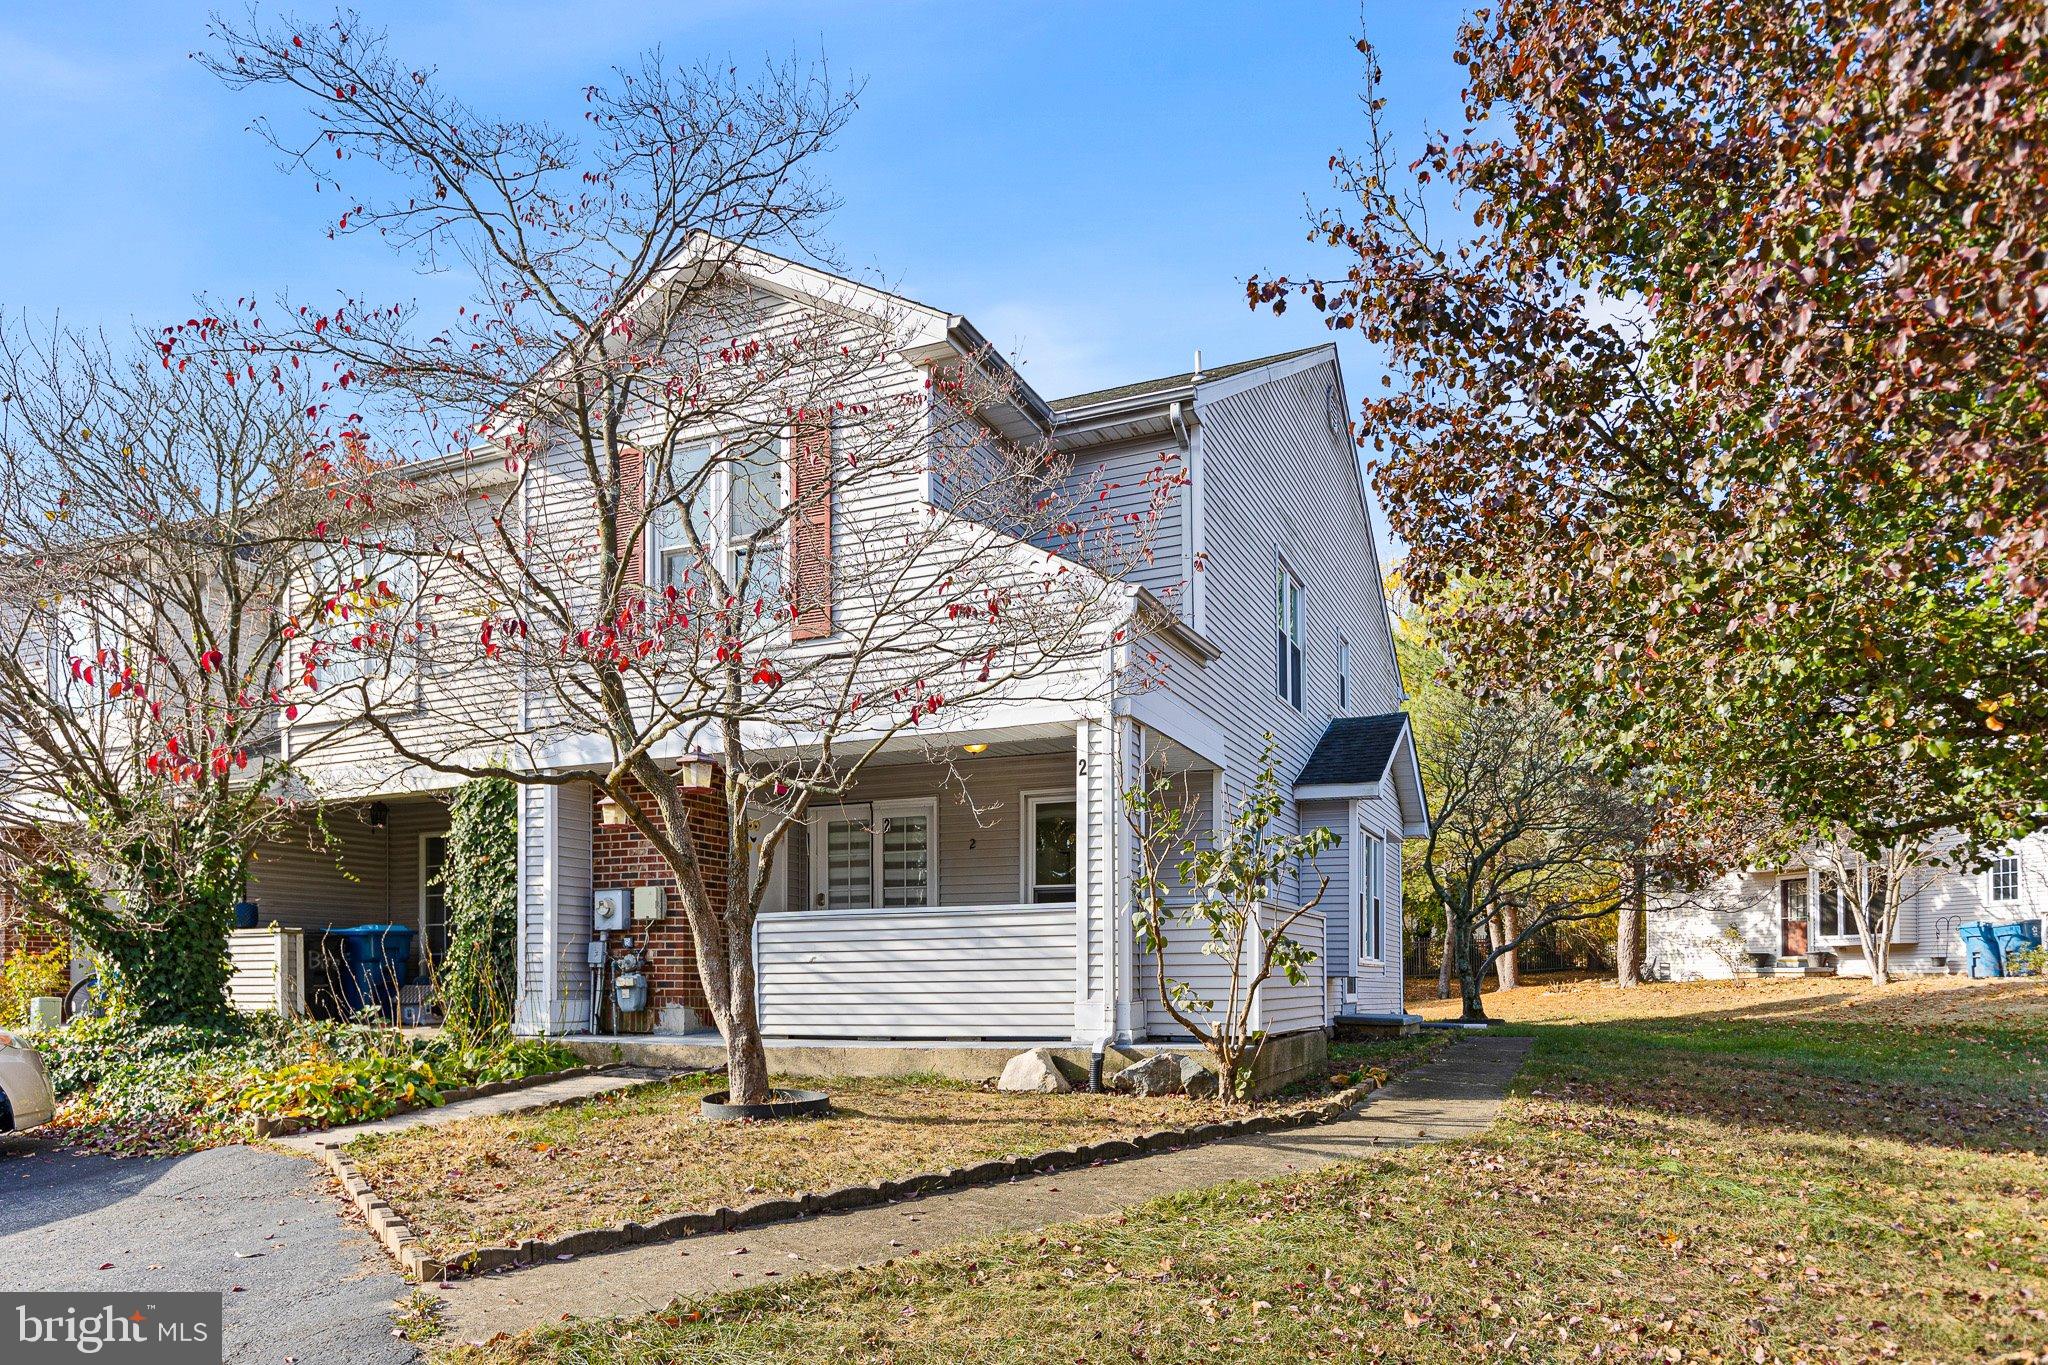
left=1294, top=711, right=1432, bottom=837
left=1295, top=712, right=1409, bottom=788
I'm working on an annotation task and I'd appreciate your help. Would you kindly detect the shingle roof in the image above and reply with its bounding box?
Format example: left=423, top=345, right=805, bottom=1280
left=1295, top=713, right=1411, bottom=789
left=1049, top=346, right=1328, bottom=413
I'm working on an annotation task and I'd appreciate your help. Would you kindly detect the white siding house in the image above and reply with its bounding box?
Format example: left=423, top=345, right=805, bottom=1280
left=30, top=244, right=1425, bottom=1045
left=1646, top=831, right=2048, bottom=981
left=487, top=254, right=1427, bottom=1046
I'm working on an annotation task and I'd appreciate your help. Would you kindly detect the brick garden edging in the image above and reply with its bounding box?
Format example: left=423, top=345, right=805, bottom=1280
left=253, top=1063, right=626, bottom=1141
left=338, top=1065, right=1411, bottom=1284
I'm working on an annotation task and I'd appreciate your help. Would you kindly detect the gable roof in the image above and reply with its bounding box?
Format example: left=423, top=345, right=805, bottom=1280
left=1048, top=346, right=1326, bottom=414
left=1295, top=712, right=1410, bottom=789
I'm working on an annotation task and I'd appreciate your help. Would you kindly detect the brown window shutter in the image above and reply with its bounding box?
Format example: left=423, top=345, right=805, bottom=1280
left=790, top=417, right=833, bottom=640
left=616, top=447, right=645, bottom=592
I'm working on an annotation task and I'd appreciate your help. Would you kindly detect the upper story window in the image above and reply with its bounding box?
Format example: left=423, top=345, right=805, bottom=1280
left=1991, top=854, right=2021, bottom=903
left=292, top=542, right=419, bottom=702
left=1274, top=558, right=1302, bottom=709
left=1336, top=635, right=1351, bottom=712
left=654, top=434, right=819, bottom=632
left=42, top=598, right=119, bottom=712
left=654, top=442, right=717, bottom=593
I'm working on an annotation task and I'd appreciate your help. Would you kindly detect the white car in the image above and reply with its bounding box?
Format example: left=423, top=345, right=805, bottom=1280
left=0, top=1029, right=56, bottom=1132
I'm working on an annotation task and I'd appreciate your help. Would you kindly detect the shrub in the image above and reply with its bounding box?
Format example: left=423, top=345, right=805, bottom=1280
left=232, top=1051, right=443, bottom=1128
left=437, top=777, right=519, bottom=1040
left=0, top=945, right=71, bottom=1028
left=41, top=1012, right=583, bottom=1155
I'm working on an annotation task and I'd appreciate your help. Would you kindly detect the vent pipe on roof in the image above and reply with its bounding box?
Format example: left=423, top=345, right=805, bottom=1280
left=1191, top=348, right=1203, bottom=382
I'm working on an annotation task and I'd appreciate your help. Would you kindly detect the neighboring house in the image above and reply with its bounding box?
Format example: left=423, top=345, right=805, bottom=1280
left=1646, top=833, right=2048, bottom=980
left=13, top=246, right=1425, bottom=1047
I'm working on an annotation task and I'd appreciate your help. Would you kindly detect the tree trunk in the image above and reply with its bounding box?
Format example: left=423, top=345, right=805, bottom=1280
left=1617, top=858, right=1646, bottom=988
left=1436, top=928, right=1453, bottom=998
left=1496, top=904, right=1521, bottom=991
left=1451, top=909, right=1487, bottom=1022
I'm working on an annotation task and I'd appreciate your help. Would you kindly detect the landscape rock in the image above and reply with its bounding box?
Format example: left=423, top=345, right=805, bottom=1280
left=1177, top=1056, right=1220, bottom=1099
left=997, top=1048, right=1072, bottom=1093
left=1112, top=1051, right=1188, bottom=1097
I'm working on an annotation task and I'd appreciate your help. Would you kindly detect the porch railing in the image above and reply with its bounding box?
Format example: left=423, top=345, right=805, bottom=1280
left=753, top=902, right=1078, bottom=1040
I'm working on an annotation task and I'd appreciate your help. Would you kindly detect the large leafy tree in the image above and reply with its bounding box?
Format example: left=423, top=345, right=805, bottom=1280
left=1252, top=3, right=2048, bottom=861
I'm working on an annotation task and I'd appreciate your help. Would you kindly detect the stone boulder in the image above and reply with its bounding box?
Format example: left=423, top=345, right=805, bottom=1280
left=1112, top=1051, right=1190, bottom=1097
left=997, top=1048, right=1072, bottom=1094
left=1177, top=1055, right=1220, bottom=1099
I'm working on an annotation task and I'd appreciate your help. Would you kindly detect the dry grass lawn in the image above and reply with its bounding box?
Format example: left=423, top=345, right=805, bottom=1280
left=1411, top=969, right=2048, bottom=1031
left=355, top=1039, right=1445, bottom=1261
left=442, top=975, right=2048, bottom=1363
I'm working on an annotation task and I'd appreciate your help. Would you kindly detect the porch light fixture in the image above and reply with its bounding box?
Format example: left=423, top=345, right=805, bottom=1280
left=962, top=743, right=989, bottom=755
left=368, top=801, right=388, bottom=829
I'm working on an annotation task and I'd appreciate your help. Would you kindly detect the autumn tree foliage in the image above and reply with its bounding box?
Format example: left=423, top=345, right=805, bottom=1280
left=202, top=14, right=1168, bottom=1101
left=0, top=321, right=383, bottom=1024
left=1252, top=5, right=2048, bottom=871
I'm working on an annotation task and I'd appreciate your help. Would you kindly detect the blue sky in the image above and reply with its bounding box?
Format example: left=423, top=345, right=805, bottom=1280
left=0, top=1, right=1465, bottom=413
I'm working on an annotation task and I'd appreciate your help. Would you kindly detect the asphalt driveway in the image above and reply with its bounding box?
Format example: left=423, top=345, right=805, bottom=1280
left=0, top=1133, right=416, bottom=1364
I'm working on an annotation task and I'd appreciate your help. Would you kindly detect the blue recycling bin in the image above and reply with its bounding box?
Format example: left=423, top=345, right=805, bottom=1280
left=1958, top=922, right=2003, bottom=978
left=326, top=924, right=417, bottom=1018
left=1991, top=920, right=2043, bottom=974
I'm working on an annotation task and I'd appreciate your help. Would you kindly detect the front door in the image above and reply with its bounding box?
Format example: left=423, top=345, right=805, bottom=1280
left=1779, top=876, right=1809, bottom=956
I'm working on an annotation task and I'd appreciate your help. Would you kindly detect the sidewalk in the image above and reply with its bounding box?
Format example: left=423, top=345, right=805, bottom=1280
left=437, top=1034, right=1533, bottom=1344
left=271, top=1068, right=671, bottom=1154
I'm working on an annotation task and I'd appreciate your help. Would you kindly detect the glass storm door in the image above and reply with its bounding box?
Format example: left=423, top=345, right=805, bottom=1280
left=421, top=835, right=449, bottom=963
left=1028, top=798, right=1078, bottom=904
left=821, top=817, right=873, bottom=910
left=877, top=810, right=932, bottom=907
left=1779, top=877, right=1809, bottom=956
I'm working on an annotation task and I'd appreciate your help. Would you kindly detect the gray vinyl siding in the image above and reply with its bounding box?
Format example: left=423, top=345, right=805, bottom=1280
left=1349, top=783, right=1406, bottom=1015
left=1301, top=797, right=1351, bottom=967
left=1194, top=359, right=1402, bottom=819
left=245, top=796, right=448, bottom=932
left=1058, top=435, right=1188, bottom=608
left=779, top=750, right=1077, bottom=913
left=245, top=809, right=390, bottom=934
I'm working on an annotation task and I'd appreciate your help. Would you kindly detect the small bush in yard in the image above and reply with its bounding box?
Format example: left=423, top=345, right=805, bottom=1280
left=40, top=1012, right=582, bottom=1155
left=233, top=1051, right=443, bottom=1128
left=0, top=945, right=71, bottom=1028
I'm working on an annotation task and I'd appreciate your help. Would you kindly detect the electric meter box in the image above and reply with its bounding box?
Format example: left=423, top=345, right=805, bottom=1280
left=592, top=888, right=629, bottom=932
left=632, top=884, right=666, bottom=923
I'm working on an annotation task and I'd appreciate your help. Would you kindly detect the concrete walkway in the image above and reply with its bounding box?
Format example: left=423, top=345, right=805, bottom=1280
left=273, top=1068, right=672, bottom=1153
left=437, top=1035, right=1532, bottom=1345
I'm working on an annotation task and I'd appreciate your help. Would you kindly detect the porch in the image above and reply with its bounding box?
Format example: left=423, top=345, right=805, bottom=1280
left=242, top=790, right=455, bottom=1017
left=551, top=718, right=1332, bottom=1050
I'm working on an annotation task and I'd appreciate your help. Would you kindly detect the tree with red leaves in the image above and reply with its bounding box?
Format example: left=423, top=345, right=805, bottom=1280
left=1252, top=4, right=2048, bottom=877
left=202, top=13, right=1169, bottom=1101
left=0, top=321, right=386, bottom=1024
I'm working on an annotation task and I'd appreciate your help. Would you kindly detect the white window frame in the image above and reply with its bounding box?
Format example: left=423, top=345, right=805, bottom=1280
left=651, top=439, right=722, bottom=593
left=418, top=831, right=448, bottom=965
left=1275, top=555, right=1303, bottom=710
left=1809, top=864, right=1904, bottom=946
left=1019, top=790, right=1079, bottom=906
left=291, top=545, right=419, bottom=717
left=653, top=434, right=793, bottom=617
left=1336, top=635, right=1351, bottom=713
left=807, top=798, right=938, bottom=910
left=1355, top=820, right=1385, bottom=966
left=1989, top=853, right=2022, bottom=905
